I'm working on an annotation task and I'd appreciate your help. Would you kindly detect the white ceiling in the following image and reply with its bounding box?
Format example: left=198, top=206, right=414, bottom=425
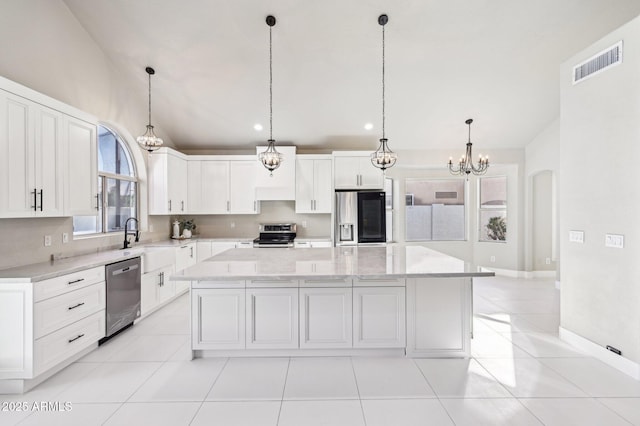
left=63, top=0, right=640, bottom=152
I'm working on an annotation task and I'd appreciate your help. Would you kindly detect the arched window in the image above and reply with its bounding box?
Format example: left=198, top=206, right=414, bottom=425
left=73, top=125, right=138, bottom=235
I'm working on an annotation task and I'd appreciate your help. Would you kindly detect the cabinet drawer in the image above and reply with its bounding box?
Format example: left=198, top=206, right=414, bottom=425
left=34, top=266, right=104, bottom=302
left=34, top=310, right=105, bottom=375
left=34, top=282, right=105, bottom=339
left=354, top=277, right=406, bottom=287
left=246, top=279, right=298, bottom=288
left=300, top=278, right=352, bottom=288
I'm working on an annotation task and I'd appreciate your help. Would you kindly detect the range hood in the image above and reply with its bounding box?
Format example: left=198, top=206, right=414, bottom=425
left=255, top=146, right=296, bottom=200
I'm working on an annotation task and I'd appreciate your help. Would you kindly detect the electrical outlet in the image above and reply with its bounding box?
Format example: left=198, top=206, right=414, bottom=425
left=490, top=255, right=496, bottom=263
left=230, top=222, right=236, bottom=228
left=62, top=232, right=69, bottom=244
left=302, top=220, right=308, bottom=228
left=569, top=230, right=584, bottom=243
left=149, top=224, right=154, bottom=232
left=605, top=234, right=624, bottom=248
left=44, top=235, right=52, bottom=247
left=545, top=257, right=551, bottom=265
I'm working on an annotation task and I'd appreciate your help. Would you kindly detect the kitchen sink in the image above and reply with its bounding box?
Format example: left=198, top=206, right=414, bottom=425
left=141, top=246, right=175, bottom=273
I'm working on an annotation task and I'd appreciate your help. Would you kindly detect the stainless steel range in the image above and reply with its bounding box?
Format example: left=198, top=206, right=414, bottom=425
left=253, top=223, right=297, bottom=248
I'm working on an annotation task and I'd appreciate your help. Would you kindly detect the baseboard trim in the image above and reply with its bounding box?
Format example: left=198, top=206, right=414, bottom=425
left=480, top=267, right=556, bottom=279
left=559, top=327, right=640, bottom=380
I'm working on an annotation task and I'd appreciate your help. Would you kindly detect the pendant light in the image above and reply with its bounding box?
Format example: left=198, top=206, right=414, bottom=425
left=448, top=118, right=489, bottom=177
left=259, top=15, right=283, bottom=177
left=371, top=14, right=397, bottom=173
left=136, top=67, right=163, bottom=152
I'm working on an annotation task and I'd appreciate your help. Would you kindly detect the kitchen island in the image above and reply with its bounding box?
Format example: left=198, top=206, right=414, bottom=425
left=173, top=245, right=494, bottom=358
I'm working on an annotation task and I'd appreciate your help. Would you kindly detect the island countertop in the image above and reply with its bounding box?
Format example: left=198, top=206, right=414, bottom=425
left=172, top=245, right=494, bottom=281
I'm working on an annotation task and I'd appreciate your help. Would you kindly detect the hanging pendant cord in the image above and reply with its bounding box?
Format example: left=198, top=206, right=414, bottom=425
left=382, top=24, right=386, bottom=140
left=468, top=122, right=471, bottom=143
left=269, top=25, right=273, bottom=141
left=147, top=73, right=152, bottom=126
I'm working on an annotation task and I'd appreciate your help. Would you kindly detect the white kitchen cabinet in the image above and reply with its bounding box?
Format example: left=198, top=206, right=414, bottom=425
left=246, top=288, right=298, bottom=349
left=148, top=148, right=188, bottom=215
left=187, top=159, right=229, bottom=214
left=192, top=288, right=246, bottom=350
left=141, top=264, right=174, bottom=317
left=353, top=287, right=405, bottom=348
left=229, top=160, right=259, bottom=214
left=406, top=277, right=472, bottom=357
left=299, top=287, right=352, bottom=348
left=175, top=242, right=197, bottom=272
left=296, top=156, right=332, bottom=214
left=0, top=90, right=65, bottom=218
left=294, top=240, right=332, bottom=248
left=333, top=152, right=384, bottom=190
left=196, top=241, right=237, bottom=262
left=64, top=115, right=98, bottom=216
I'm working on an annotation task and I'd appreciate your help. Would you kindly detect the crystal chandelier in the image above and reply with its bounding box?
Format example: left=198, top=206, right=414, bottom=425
left=371, top=14, right=397, bottom=172
left=136, top=67, right=164, bottom=152
left=259, top=15, right=283, bottom=177
left=448, top=118, right=489, bottom=177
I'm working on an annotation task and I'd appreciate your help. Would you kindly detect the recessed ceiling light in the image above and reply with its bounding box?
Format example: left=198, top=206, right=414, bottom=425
left=364, top=123, right=374, bottom=131
left=254, top=124, right=263, bottom=131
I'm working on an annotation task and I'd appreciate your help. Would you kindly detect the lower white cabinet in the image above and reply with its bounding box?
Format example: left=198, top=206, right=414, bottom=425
left=299, top=287, right=352, bottom=348
left=353, top=287, right=405, bottom=348
left=246, top=288, right=298, bottom=349
left=141, top=264, right=174, bottom=317
left=192, top=288, right=245, bottom=350
left=175, top=242, right=196, bottom=271
left=406, top=277, right=471, bottom=357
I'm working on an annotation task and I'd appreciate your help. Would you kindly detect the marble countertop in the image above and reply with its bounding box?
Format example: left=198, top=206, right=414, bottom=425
left=172, top=245, right=494, bottom=281
left=0, top=248, right=145, bottom=283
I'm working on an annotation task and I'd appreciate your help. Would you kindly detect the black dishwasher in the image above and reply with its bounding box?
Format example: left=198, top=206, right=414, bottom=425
left=101, top=257, right=141, bottom=343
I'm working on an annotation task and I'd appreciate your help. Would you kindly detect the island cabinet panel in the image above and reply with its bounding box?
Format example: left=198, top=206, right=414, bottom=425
left=353, top=287, right=406, bottom=348
left=406, top=278, right=472, bottom=357
left=299, top=288, right=352, bottom=348
left=246, top=288, right=298, bottom=349
left=192, top=289, right=245, bottom=350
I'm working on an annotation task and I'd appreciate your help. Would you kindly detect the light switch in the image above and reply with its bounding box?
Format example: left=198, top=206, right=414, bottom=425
left=569, top=230, right=584, bottom=243
left=605, top=234, right=624, bottom=249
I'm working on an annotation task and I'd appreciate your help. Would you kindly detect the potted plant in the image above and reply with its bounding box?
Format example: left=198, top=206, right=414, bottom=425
left=181, top=219, right=196, bottom=238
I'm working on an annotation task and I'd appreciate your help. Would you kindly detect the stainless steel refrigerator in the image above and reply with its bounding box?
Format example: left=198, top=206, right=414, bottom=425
left=335, top=191, right=386, bottom=246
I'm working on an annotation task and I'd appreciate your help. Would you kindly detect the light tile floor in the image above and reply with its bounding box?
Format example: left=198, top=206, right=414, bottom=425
left=3, top=276, right=640, bottom=425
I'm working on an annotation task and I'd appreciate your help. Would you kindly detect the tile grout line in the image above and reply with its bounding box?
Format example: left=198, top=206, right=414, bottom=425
left=349, top=357, right=368, bottom=426
left=412, top=358, right=456, bottom=425
left=275, top=357, right=292, bottom=426
left=188, top=356, right=230, bottom=425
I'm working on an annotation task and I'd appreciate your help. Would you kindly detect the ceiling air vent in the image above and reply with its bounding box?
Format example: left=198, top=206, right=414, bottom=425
left=572, top=40, right=623, bottom=85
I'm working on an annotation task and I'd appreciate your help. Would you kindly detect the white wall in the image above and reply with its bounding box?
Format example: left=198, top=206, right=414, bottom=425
left=0, top=0, right=174, bottom=268
left=560, top=17, right=640, bottom=363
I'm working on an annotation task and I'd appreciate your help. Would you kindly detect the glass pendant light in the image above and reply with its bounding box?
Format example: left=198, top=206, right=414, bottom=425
left=136, top=67, right=164, bottom=152
left=259, top=15, right=283, bottom=177
left=371, top=14, right=397, bottom=172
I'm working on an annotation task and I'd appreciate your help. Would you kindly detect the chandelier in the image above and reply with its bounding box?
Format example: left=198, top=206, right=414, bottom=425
left=136, top=67, right=164, bottom=152
left=258, top=15, right=283, bottom=177
left=448, top=118, right=489, bottom=176
left=371, top=14, right=397, bottom=173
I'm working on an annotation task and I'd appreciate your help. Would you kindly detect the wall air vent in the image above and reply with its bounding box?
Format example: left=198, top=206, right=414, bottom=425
left=572, top=40, right=623, bottom=85
left=435, top=191, right=457, bottom=199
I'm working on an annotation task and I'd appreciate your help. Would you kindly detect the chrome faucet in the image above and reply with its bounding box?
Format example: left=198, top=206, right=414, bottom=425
left=123, top=217, right=139, bottom=249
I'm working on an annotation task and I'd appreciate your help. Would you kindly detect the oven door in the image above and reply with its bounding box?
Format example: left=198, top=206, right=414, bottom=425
left=357, top=191, right=386, bottom=243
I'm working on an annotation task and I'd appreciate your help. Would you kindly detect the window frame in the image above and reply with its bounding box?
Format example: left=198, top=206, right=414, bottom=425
left=478, top=175, right=508, bottom=243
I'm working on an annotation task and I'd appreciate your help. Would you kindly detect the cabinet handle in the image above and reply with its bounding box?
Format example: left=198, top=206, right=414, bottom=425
left=32, top=188, right=37, bottom=211
left=67, top=278, right=85, bottom=285
left=38, top=190, right=43, bottom=211
left=254, top=201, right=257, bottom=212
left=159, top=271, right=164, bottom=286
left=311, top=200, right=314, bottom=210
left=227, top=201, right=230, bottom=212
left=95, top=194, right=100, bottom=210
left=168, top=200, right=172, bottom=211
left=181, top=200, right=184, bottom=211
left=68, top=334, right=85, bottom=343
left=68, top=302, right=85, bottom=310
left=190, top=246, right=194, bottom=258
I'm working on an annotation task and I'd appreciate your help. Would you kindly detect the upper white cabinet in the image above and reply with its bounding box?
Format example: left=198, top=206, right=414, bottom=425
left=255, top=146, right=296, bottom=200
left=295, top=155, right=332, bottom=214
left=0, top=90, right=65, bottom=217
left=186, top=157, right=258, bottom=215
left=148, top=148, right=188, bottom=215
left=64, top=115, right=97, bottom=216
left=333, top=152, right=384, bottom=190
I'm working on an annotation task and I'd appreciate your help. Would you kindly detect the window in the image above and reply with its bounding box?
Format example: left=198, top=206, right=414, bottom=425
left=405, top=179, right=465, bottom=241
left=479, top=176, right=507, bottom=242
left=73, top=125, right=137, bottom=235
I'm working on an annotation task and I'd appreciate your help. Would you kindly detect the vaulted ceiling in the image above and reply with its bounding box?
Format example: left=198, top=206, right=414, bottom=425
left=63, top=0, right=640, bottom=152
